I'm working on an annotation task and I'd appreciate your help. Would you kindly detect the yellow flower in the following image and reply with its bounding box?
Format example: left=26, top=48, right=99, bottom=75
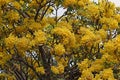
left=7, top=76, right=15, bottom=80
left=81, top=69, right=94, bottom=80
left=57, top=64, right=64, bottom=74
left=105, top=9, right=114, bottom=17
left=54, top=43, right=65, bottom=56
left=0, top=52, right=11, bottom=66
left=12, top=1, right=21, bottom=10
left=96, top=29, right=107, bottom=40
left=90, top=59, right=104, bottom=72
left=84, top=3, right=99, bottom=19
left=57, top=21, right=72, bottom=31
left=114, top=35, right=120, bottom=53
left=0, top=52, right=6, bottom=65
left=51, top=66, right=59, bottom=74
left=101, top=68, right=115, bottom=79
left=114, top=14, right=120, bottom=23
left=53, top=27, right=76, bottom=47
left=5, top=34, right=17, bottom=49
left=0, top=0, right=13, bottom=6
left=36, top=67, right=45, bottom=74
left=20, top=0, right=24, bottom=5
left=6, top=10, right=20, bottom=22
left=40, top=17, right=48, bottom=28
left=102, top=24, right=108, bottom=30
left=99, top=0, right=115, bottom=17
left=34, top=30, right=46, bottom=44
left=78, top=77, right=82, bottom=80
left=103, top=41, right=116, bottom=54
left=78, top=59, right=90, bottom=71
left=93, top=74, right=101, bottom=80
left=15, top=26, right=27, bottom=33
left=78, top=1, right=85, bottom=7
left=16, top=37, right=30, bottom=52
left=29, top=0, right=39, bottom=8
left=30, top=40, right=36, bottom=47
left=109, top=19, right=118, bottom=30
left=101, top=53, right=117, bottom=63
left=80, top=31, right=98, bottom=46
left=34, top=62, right=39, bottom=68
left=99, top=17, right=108, bottom=24
left=63, top=0, right=77, bottom=7
left=56, top=57, right=68, bottom=67
left=99, top=17, right=118, bottom=30
left=90, top=64, right=104, bottom=72
left=29, top=22, right=42, bottom=31
left=47, top=17, right=55, bottom=25
left=26, top=33, right=33, bottom=40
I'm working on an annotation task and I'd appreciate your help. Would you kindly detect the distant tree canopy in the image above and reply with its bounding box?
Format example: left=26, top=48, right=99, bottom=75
left=0, top=0, right=120, bottom=80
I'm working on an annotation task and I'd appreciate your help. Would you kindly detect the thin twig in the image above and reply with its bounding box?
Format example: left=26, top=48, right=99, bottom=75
left=34, top=0, right=52, bottom=21
left=8, top=4, right=30, bottom=18
left=40, top=3, right=51, bottom=20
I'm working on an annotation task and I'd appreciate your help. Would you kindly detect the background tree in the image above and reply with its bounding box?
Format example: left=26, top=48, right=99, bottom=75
left=0, top=0, right=120, bottom=80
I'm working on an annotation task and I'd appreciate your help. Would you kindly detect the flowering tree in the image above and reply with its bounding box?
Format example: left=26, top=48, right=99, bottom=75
left=0, top=0, right=120, bottom=80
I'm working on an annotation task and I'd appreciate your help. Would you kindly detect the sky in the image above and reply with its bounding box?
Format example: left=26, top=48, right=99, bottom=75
left=108, top=0, right=120, bottom=6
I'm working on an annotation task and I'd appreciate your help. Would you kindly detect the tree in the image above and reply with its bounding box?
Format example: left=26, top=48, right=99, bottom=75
left=0, top=0, right=120, bottom=80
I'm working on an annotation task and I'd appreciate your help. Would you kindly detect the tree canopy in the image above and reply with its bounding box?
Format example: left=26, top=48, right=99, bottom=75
left=0, top=0, right=120, bottom=80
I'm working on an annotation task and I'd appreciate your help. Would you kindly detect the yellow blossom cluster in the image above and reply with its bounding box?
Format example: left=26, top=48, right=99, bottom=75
left=0, top=52, right=11, bottom=66
left=5, top=34, right=17, bottom=49
left=103, top=41, right=115, bottom=53
left=16, top=37, right=30, bottom=52
left=12, top=1, right=21, bottom=10
left=29, top=0, right=39, bottom=8
left=78, top=60, right=116, bottom=80
left=84, top=3, right=99, bottom=20
left=0, top=0, right=13, bottom=6
left=36, top=67, right=45, bottom=74
left=52, top=27, right=76, bottom=48
left=79, top=27, right=101, bottom=46
left=101, top=68, right=115, bottom=79
left=51, top=64, right=64, bottom=74
left=6, top=10, right=20, bottom=22
left=90, top=59, right=104, bottom=72
left=96, top=29, right=107, bottom=40
left=103, top=38, right=119, bottom=56
left=34, top=30, right=46, bottom=45
left=99, top=17, right=118, bottom=30
left=54, top=43, right=65, bottom=56
left=78, top=59, right=90, bottom=71
left=40, top=17, right=49, bottom=28
left=114, top=14, right=120, bottom=23
left=77, top=53, right=118, bottom=79
left=102, top=35, right=120, bottom=60
left=92, top=68, right=115, bottom=80
left=57, top=21, right=72, bottom=31
left=51, top=66, right=59, bottom=74
left=78, top=0, right=90, bottom=7
left=78, top=69, right=93, bottom=80
left=63, top=0, right=77, bottom=7
left=47, top=17, right=55, bottom=25
left=29, top=22, right=42, bottom=31
left=99, top=0, right=115, bottom=17
left=55, top=57, right=68, bottom=67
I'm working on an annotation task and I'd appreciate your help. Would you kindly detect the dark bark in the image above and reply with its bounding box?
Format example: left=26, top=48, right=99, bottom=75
left=39, top=45, right=51, bottom=80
